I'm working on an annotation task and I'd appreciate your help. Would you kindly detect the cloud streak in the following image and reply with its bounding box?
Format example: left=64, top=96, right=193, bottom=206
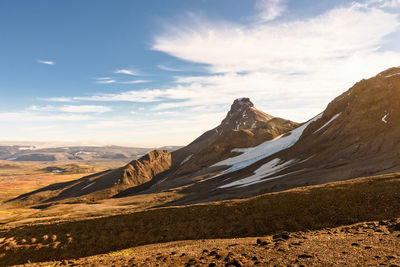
left=255, top=0, right=286, bottom=22
left=37, top=60, right=55, bottom=65
left=114, top=68, right=140, bottom=76
left=29, top=105, right=112, bottom=113
left=157, top=64, right=183, bottom=72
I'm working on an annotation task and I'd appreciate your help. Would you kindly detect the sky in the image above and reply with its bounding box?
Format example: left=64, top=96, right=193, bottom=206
left=0, top=0, right=400, bottom=147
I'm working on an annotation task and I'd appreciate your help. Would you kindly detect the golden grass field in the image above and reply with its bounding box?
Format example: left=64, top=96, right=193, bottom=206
left=1, top=171, right=399, bottom=265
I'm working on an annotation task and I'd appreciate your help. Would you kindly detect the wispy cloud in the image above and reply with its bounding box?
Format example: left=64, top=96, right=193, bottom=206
left=96, top=79, right=116, bottom=84
left=114, top=68, right=140, bottom=76
left=39, top=97, right=73, bottom=102
left=37, top=60, right=55, bottom=65
left=61, top=105, right=112, bottom=113
left=118, top=79, right=152, bottom=84
left=255, top=0, right=286, bottom=22
left=0, top=112, right=91, bottom=122
left=367, top=0, right=400, bottom=8
left=157, top=64, right=183, bottom=72
left=29, top=105, right=112, bottom=113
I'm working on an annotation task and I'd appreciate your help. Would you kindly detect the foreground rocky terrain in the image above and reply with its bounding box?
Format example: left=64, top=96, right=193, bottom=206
left=1, top=172, right=399, bottom=265
left=17, top=218, right=400, bottom=266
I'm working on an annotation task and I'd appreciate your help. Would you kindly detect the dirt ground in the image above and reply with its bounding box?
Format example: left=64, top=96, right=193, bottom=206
left=17, top=218, right=400, bottom=266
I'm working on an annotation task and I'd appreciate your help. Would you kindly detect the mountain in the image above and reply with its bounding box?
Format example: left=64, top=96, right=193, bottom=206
left=10, top=67, right=400, bottom=206
left=168, top=67, right=400, bottom=204
left=171, top=97, right=298, bottom=174
left=11, top=98, right=297, bottom=204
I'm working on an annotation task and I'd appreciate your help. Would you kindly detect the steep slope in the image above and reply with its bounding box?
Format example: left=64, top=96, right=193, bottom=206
left=12, top=150, right=171, bottom=203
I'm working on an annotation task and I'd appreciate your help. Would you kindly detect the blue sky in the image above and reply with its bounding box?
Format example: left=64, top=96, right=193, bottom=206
left=0, top=0, right=399, bottom=146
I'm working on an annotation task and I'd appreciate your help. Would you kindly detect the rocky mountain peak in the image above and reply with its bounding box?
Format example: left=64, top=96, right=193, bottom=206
left=230, top=97, right=254, bottom=111
left=220, top=97, right=273, bottom=131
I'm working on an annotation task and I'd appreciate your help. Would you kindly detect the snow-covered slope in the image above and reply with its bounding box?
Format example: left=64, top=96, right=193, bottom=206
left=213, top=113, right=323, bottom=176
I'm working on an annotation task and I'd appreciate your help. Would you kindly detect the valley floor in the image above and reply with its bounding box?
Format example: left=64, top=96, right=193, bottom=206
left=18, top=218, right=400, bottom=266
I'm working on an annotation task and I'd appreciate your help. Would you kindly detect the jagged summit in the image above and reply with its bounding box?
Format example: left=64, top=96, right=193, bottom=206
left=220, top=97, right=273, bottom=132
left=231, top=97, right=254, bottom=109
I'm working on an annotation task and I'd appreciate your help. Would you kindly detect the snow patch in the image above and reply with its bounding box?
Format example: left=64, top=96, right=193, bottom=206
left=213, top=113, right=323, bottom=175
left=219, top=158, right=295, bottom=188
left=313, top=113, right=341, bottom=134
left=382, top=113, right=389, bottom=124
left=6, top=157, right=17, bottom=161
left=180, top=154, right=193, bottom=165
left=81, top=182, right=95, bottom=191
left=385, top=72, right=400, bottom=78
left=231, top=148, right=248, bottom=153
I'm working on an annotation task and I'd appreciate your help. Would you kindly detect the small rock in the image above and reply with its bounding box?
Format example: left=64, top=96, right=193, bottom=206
left=208, top=251, right=218, bottom=256
left=298, top=254, right=313, bottom=259
left=351, top=243, right=360, bottom=247
left=251, top=256, right=258, bottom=261
left=273, top=233, right=290, bottom=240
left=208, top=263, right=217, bottom=267
left=392, top=223, right=400, bottom=231
left=202, top=249, right=209, bottom=253
left=365, top=246, right=372, bottom=249
left=225, top=259, right=242, bottom=267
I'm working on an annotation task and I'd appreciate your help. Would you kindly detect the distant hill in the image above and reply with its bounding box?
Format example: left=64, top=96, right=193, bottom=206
left=0, top=145, right=181, bottom=162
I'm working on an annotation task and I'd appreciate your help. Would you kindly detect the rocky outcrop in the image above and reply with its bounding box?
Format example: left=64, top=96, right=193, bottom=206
left=119, top=150, right=172, bottom=186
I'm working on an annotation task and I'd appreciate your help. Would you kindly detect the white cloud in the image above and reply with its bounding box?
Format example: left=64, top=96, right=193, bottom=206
left=118, top=79, right=152, bottom=84
left=0, top=112, right=91, bottom=122
left=29, top=105, right=112, bottom=113
left=147, top=2, right=400, bottom=121
left=114, top=68, right=139, bottom=76
left=39, top=97, right=73, bottom=102
left=37, top=60, right=55, bottom=65
left=60, top=105, right=112, bottom=113
left=153, top=5, right=399, bottom=73
left=367, top=0, right=400, bottom=8
left=96, top=79, right=116, bottom=84
left=255, top=0, right=286, bottom=22
left=157, top=64, right=183, bottom=72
